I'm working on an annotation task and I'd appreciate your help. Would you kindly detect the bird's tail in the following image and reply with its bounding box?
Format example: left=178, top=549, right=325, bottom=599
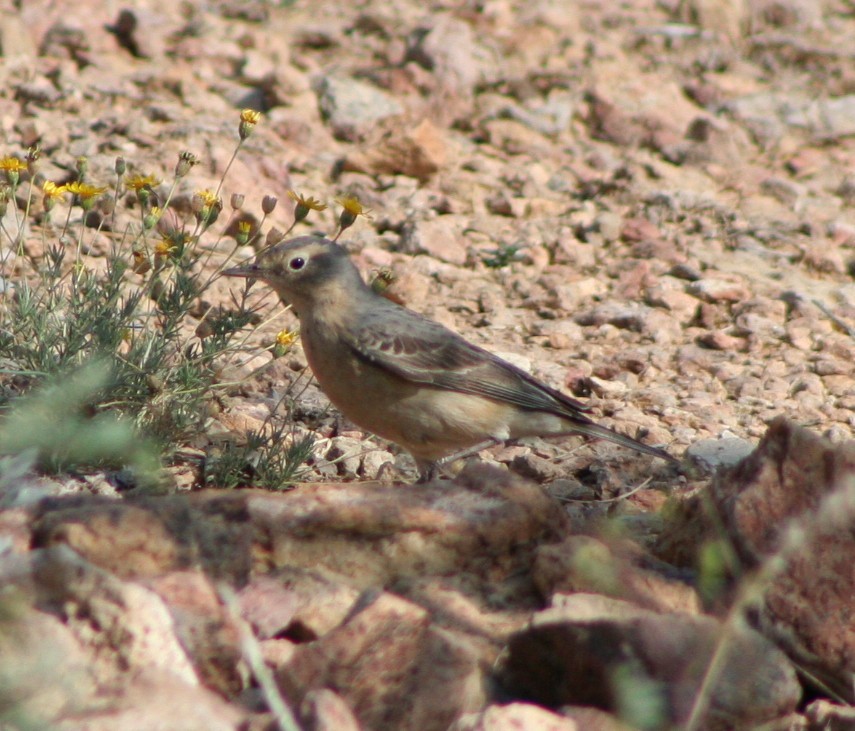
left=560, top=418, right=679, bottom=464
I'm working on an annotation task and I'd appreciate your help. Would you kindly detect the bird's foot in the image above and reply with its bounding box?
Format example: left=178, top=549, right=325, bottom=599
left=415, top=463, right=441, bottom=483
left=415, top=438, right=504, bottom=483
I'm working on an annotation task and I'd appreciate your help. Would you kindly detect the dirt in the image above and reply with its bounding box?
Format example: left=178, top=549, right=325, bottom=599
left=1, top=0, right=854, bottom=729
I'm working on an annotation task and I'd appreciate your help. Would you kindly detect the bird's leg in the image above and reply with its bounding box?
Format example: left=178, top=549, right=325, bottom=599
left=415, top=438, right=506, bottom=483
left=437, top=438, right=505, bottom=466
left=415, top=461, right=441, bottom=484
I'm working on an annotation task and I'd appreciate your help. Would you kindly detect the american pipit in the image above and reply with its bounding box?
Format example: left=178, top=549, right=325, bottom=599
left=225, top=236, right=678, bottom=481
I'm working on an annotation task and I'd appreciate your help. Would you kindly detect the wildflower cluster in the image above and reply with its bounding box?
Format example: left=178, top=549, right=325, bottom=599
left=0, top=111, right=353, bottom=489
left=0, top=106, right=378, bottom=490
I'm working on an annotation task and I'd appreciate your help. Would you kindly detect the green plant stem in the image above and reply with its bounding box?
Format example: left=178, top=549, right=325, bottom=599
left=214, top=140, right=244, bottom=200
left=217, top=584, right=303, bottom=731
left=15, top=181, right=35, bottom=255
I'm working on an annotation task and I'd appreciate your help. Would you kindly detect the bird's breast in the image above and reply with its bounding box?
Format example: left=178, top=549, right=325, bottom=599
left=297, top=321, right=515, bottom=461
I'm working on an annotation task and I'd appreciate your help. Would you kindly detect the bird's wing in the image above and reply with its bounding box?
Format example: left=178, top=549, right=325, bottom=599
left=342, top=304, right=592, bottom=417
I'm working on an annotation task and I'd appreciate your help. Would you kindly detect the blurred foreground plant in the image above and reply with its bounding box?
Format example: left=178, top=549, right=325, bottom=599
left=0, top=360, right=159, bottom=489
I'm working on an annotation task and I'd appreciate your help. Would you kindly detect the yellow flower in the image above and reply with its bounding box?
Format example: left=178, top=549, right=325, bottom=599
left=0, top=157, right=27, bottom=173
left=273, top=329, right=299, bottom=357
left=154, top=232, right=186, bottom=264
left=195, top=189, right=220, bottom=208
left=236, top=220, right=253, bottom=245
left=42, top=180, right=64, bottom=213
left=42, top=180, right=65, bottom=198
left=288, top=191, right=326, bottom=210
left=125, top=173, right=161, bottom=191
left=276, top=330, right=298, bottom=347
left=128, top=174, right=159, bottom=207
left=64, top=181, right=107, bottom=199
left=288, top=190, right=327, bottom=223
left=239, top=109, right=262, bottom=140
left=63, top=181, right=107, bottom=211
left=143, top=206, right=163, bottom=230
left=334, top=195, right=372, bottom=239
left=336, top=195, right=371, bottom=218
left=1, top=156, right=27, bottom=186
left=155, top=237, right=177, bottom=258
left=192, top=189, right=222, bottom=229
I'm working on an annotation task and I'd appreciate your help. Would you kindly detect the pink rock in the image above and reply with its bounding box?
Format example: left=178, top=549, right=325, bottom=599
left=452, top=703, right=581, bottom=731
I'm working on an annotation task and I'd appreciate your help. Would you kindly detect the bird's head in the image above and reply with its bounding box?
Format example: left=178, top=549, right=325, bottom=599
left=223, top=236, right=366, bottom=313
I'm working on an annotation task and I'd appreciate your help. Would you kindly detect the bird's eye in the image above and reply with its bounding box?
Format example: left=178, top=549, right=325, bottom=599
left=288, top=256, right=306, bottom=271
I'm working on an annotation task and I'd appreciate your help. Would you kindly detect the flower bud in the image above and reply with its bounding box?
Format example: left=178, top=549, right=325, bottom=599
left=262, top=195, right=277, bottom=214
left=175, top=151, right=199, bottom=178
left=76, top=156, right=89, bottom=180
left=239, top=109, right=261, bottom=140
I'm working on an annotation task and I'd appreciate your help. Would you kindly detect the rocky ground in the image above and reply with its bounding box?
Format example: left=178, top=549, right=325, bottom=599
left=1, top=0, right=855, bottom=729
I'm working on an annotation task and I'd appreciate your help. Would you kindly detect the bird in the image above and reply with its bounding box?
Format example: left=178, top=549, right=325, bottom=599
left=224, top=236, right=678, bottom=481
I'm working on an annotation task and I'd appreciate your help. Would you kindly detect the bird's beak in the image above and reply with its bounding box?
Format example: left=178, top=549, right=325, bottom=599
left=222, top=262, right=260, bottom=278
